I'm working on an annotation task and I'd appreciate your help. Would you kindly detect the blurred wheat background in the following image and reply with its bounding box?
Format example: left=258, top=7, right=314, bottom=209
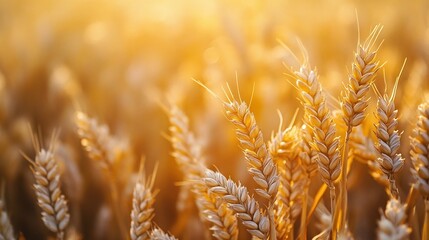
left=0, top=0, right=429, bottom=239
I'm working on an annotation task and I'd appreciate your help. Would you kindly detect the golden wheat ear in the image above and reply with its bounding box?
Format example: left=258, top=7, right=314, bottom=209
left=268, top=124, right=304, bottom=239
left=24, top=130, right=70, bottom=240
left=0, top=182, right=15, bottom=240
left=377, top=198, right=411, bottom=240
left=130, top=159, right=158, bottom=240
left=342, top=24, right=383, bottom=128
left=373, top=74, right=404, bottom=199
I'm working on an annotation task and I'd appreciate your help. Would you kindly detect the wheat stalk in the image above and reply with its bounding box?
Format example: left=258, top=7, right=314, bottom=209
left=26, top=133, right=70, bottom=240
left=269, top=125, right=305, bottom=239
left=150, top=228, right=178, bottom=240
left=130, top=163, right=158, bottom=240
left=204, top=169, right=270, bottom=239
left=0, top=184, right=15, bottom=240
left=294, top=64, right=341, bottom=232
left=75, top=111, right=127, bottom=237
left=336, top=25, right=383, bottom=236
left=374, top=84, right=404, bottom=199
left=377, top=198, right=411, bottom=240
left=168, top=105, right=238, bottom=239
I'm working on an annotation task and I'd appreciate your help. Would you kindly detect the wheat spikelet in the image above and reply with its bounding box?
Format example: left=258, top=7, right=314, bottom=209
left=75, top=111, right=114, bottom=169
left=269, top=126, right=304, bottom=238
left=411, top=101, right=429, bottom=200
left=374, top=90, right=403, bottom=198
left=342, top=25, right=382, bottom=127
left=0, top=186, right=15, bottom=240
left=150, top=228, right=178, bottom=240
left=377, top=198, right=410, bottom=240
left=204, top=169, right=270, bottom=239
left=130, top=164, right=158, bottom=240
left=223, top=97, right=279, bottom=200
left=168, top=105, right=238, bottom=240
left=295, top=65, right=341, bottom=188
left=27, top=133, right=70, bottom=240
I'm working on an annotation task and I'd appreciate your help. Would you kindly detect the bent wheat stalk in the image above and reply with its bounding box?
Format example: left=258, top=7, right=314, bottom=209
left=25, top=132, right=70, bottom=240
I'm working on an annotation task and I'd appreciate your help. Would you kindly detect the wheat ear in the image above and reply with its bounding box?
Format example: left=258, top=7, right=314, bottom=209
left=410, top=100, right=429, bottom=239
left=374, top=84, right=403, bottom=199
left=295, top=65, right=340, bottom=224
left=204, top=169, right=270, bottom=239
left=130, top=162, right=158, bottom=240
left=75, top=111, right=115, bottom=169
left=269, top=125, right=304, bottom=239
left=222, top=92, right=279, bottom=200
left=150, top=228, right=178, bottom=240
left=336, top=25, right=383, bottom=236
left=168, top=105, right=238, bottom=240
left=75, top=111, right=127, bottom=237
left=342, top=24, right=382, bottom=127
left=26, top=132, right=70, bottom=240
left=377, top=198, right=411, bottom=240
left=0, top=184, right=15, bottom=240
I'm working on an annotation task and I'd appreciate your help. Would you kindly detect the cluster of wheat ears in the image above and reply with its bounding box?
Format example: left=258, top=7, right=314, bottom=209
left=1, top=25, right=429, bottom=240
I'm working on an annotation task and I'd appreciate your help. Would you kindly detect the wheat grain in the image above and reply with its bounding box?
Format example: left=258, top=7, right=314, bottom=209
left=168, top=105, right=238, bottom=240
left=374, top=92, right=403, bottom=198
left=130, top=164, right=158, bottom=240
left=223, top=98, right=279, bottom=200
left=0, top=185, right=15, bottom=240
left=150, top=228, right=178, bottom=240
left=377, top=198, right=410, bottom=240
left=27, top=134, right=70, bottom=240
left=204, top=169, right=270, bottom=239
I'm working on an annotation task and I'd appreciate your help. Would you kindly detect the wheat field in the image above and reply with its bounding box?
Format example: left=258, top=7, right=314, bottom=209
left=1, top=0, right=429, bottom=239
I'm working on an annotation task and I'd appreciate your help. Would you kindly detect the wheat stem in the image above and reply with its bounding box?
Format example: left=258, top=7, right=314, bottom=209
left=424, top=200, right=429, bottom=240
